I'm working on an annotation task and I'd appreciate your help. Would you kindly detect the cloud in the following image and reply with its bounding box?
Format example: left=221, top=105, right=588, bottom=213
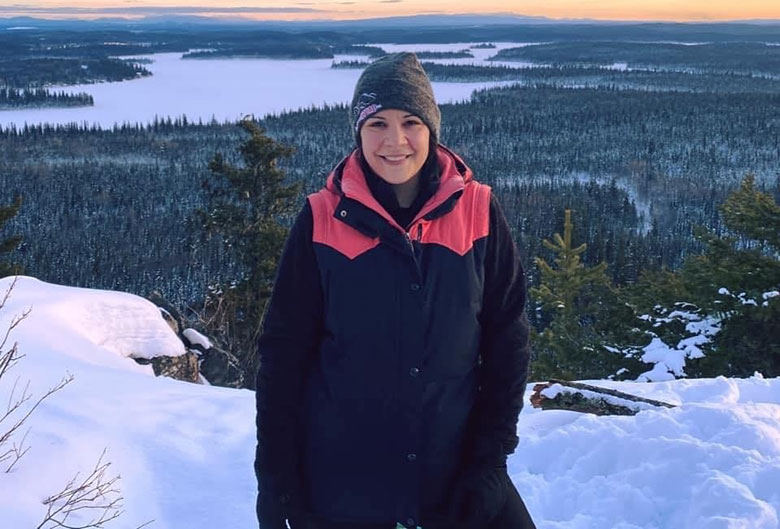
left=379, top=0, right=403, bottom=3
left=0, top=5, right=322, bottom=15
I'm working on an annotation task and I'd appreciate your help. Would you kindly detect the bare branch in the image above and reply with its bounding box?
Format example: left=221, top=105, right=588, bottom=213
left=1, top=426, right=30, bottom=473
left=1, top=372, right=73, bottom=472
left=0, top=275, right=19, bottom=310
left=0, top=307, right=30, bottom=368
left=37, top=449, right=124, bottom=529
left=0, top=280, right=153, bottom=529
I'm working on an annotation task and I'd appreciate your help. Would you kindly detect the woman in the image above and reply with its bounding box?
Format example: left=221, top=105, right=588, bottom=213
left=255, top=52, right=535, bottom=529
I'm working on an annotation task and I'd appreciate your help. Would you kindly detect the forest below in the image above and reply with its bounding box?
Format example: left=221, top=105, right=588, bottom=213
left=0, top=25, right=778, bottom=382
left=1, top=69, right=778, bottom=310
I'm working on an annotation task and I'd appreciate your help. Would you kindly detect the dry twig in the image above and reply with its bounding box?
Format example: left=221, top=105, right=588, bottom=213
left=37, top=449, right=124, bottom=529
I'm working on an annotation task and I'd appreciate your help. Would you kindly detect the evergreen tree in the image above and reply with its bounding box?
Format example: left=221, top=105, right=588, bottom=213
left=197, top=118, right=301, bottom=387
left=721, top=174, right=780, bottom=250
left=633, top=174, right=780, bottom=378
left=0, top=197, right=22, bottom=278
left=531, top=209, right=645, bottom=380
left=682, top=174, right=780, bottom=376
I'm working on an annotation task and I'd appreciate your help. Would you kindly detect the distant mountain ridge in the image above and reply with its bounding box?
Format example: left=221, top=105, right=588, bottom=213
left=2, top=13, right=779, bottom=31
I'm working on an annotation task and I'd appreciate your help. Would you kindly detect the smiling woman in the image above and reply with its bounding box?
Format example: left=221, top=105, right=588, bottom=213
left=254, top=52, right=535, bottom=529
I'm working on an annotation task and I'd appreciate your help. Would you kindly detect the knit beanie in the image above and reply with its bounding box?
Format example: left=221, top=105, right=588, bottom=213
left=350, top=52, right=441, bottom=144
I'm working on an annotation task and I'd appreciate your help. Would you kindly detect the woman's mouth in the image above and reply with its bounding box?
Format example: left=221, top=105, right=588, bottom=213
left=380, top=154, right=410, bottom=163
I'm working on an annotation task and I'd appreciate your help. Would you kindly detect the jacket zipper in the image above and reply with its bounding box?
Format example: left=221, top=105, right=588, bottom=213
left=405, top=223, right=423, bottom=250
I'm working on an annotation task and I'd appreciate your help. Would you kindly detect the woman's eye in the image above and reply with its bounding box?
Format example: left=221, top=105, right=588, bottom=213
left=368, top=121, right=385, bottom=128
left=404, top=120, right=422, bottom=127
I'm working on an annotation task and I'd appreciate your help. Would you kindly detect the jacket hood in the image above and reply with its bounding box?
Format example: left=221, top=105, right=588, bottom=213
left=324, top=144, right=474, bottom=230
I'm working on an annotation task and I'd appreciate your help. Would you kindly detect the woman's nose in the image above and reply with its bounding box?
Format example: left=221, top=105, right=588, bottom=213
left=383, top=124, right=407, bottom=146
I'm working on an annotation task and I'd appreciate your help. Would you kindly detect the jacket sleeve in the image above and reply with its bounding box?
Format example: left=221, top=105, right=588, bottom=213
left=255, top=201, right=323, bottom=524
left=467, top=193, right=531, bottom=466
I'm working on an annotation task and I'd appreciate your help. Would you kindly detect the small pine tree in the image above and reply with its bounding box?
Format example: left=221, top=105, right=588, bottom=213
left=683, top=174, right=780, bottom=376
left=197, top=118, right=301, bottom=387
left=531, top=209, right=644, bottom=380
left=721, top=174, right=780, bottom=250
left=0, top=197, right=23, bottom=278
left=633, top=174, right=780, bottom=378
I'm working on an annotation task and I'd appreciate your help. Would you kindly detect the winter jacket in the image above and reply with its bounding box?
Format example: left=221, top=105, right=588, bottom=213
left=255, top=145, right=530, bottom=528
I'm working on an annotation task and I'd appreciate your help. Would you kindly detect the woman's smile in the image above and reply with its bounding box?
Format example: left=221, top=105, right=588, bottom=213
left=360, top=108, right=430, bottom=187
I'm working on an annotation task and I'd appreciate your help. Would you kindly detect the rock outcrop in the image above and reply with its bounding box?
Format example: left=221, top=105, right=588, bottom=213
left=146, top=291, right=244, bottom=388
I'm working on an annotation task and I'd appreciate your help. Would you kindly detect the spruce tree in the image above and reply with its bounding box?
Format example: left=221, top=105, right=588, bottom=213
left=198, top=119, right=301, bottom=387
left=632, top=174, right=780, bottom=378
left=721, top=174, right=780, bottom=250
left=682, top=174, right=780, bottom=376
left=531, top=209, right=644, bottom=380
left=0, top=197, right=22, bottom=278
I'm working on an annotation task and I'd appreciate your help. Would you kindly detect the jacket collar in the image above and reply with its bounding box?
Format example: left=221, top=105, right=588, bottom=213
left=326, top=144, right=472, bottom=233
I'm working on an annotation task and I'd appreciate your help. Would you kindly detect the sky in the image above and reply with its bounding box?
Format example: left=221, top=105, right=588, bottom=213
left=0, top=0, right=779, bottom=22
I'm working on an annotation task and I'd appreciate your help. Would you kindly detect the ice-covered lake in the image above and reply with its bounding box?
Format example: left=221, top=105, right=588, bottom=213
left=0, top=42, right=530, bottom=129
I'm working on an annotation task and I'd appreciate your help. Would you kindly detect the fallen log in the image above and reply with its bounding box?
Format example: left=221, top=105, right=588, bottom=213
left=531, top=379, right=677, bottom=416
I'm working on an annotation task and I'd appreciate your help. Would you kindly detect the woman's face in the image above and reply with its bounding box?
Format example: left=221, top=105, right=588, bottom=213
left=359, top=109, right=430, bottom=186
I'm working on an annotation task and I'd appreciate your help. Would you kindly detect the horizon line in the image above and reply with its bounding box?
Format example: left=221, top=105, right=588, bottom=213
left=2, top=12, right=780, bottom=24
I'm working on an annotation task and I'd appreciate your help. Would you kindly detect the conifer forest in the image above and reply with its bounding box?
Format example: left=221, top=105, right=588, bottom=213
left=1, top=20, right=778, bottom=381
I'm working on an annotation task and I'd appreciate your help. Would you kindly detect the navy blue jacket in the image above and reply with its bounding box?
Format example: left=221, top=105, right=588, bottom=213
left=256, top=145, right=530, bottom=527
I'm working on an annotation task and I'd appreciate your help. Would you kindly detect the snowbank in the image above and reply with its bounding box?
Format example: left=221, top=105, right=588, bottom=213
left=1, top=276, right=778, bottom=528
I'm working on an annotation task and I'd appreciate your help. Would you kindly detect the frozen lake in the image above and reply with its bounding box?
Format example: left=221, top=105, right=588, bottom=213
left=0, top=42, right=529, bottom=129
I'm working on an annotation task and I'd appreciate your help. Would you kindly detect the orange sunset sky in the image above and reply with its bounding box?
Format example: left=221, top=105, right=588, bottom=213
left=0, top=0, right=778, bottom=22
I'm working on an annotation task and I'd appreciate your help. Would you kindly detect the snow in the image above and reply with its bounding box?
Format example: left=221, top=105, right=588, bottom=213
left=638, top=337, right=684, bottom=381
left=0, top=276, right=253, bottom=529
left=0, top=43, right=525, bottom=129
left=183, top=327, right=212, bottom=350
left=516, top=375, right=780, bottom=529
left=635, top=306, right=722, bottom=382
left=2, top=275, right=780, bottom=528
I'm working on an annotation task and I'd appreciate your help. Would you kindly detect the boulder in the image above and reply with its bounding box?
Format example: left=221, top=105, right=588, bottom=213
left=180, top=327, right=244, bottom=388
left=136, top=351, right=200, bottom=383
left=145, top=293, right=245, bottom=388
left=147, top=290, right=184, bottom=335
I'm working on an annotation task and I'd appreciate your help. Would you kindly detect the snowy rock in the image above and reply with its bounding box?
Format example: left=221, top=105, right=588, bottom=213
left=182, top=328, right=212, bottom=351
left=137, top=351, right=200, bottom=383
left=147, top=290, right=183, bottom=335
left=158, top=307, right=179, bottom=335
left=144, top=294, right=242, bottom=388
left=0, top=276, right=197, bottom=384
left=178, top=327, right=243, bottom=388
left=198, top=345, right=244, bottom=388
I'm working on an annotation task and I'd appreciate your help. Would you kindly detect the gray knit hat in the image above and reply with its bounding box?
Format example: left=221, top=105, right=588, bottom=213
left=350, top=52, right=441, bottom=144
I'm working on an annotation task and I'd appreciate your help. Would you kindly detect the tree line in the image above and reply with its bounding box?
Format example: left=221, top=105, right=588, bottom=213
left=0, top=57, right=150, bottom=89
left=493, top=41, right=780, bottom=76
left=0, top=87, right=93, bottom=109
left=0, top=80, right=777, bottom=308
left=3, top=124, right=777, bottom=388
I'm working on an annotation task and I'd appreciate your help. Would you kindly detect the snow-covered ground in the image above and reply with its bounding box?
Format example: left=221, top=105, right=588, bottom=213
left=1, top=276, right=779, bottom=528
left=0, top=43, right=523, bottom=130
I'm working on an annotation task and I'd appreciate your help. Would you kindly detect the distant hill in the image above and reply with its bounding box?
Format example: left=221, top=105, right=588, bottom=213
left=1, top=14, right=779, bottom=43
left=2, top=13, right=779, bottom=31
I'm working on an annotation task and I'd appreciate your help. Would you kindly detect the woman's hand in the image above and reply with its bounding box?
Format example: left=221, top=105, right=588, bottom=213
left=446, top=463, right=509, bottom=529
